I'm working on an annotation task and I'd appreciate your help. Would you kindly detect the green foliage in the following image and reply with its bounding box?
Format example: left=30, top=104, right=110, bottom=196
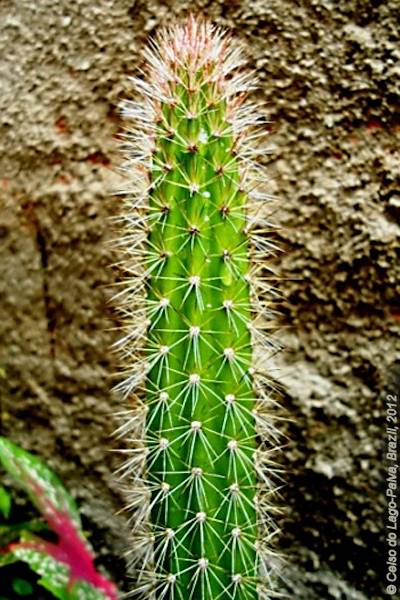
left=0, top=486, right=54, bottom=598
left=0, top=485, right=11, bottom=519
left=0, top=437, right=117, bottom=600
left=0, top=438, right=81, bottom=528
left=11, top=578, right=33, bottom=596
left=3, top=546, right=106, bottom=600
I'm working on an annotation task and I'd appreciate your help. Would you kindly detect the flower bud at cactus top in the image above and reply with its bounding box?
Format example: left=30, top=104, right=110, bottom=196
left=117, top=15, right=280, bottom=600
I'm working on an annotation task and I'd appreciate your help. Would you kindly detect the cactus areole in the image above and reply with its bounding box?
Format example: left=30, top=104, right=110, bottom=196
left=117, top=15, right=280, bottom=600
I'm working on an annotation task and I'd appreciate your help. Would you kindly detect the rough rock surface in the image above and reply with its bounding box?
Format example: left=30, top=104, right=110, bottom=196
left=0, top=0, right=399, bottom=598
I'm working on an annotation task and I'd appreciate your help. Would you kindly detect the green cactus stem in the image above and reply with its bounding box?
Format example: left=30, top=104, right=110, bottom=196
left=116, top=15, right=281, bottom=600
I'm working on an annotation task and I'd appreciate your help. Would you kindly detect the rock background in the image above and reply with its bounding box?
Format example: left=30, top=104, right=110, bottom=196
left=0, top=0, right=399, bottom=598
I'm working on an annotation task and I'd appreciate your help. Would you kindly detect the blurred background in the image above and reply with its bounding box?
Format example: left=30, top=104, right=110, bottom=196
left=0, top=0, right=399, bottom=598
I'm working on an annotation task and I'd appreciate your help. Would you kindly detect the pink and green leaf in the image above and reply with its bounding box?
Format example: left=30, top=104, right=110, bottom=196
left=0, top=438, right=81, bottom=528
left=0, top=437, right=118, bottom=600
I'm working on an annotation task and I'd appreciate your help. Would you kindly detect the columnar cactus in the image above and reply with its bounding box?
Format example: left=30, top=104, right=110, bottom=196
left=116, top=15, right=281, bottom=600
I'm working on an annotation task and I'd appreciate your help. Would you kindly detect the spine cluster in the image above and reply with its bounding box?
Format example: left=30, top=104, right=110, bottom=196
left=115, top=16, right=281, bottom=600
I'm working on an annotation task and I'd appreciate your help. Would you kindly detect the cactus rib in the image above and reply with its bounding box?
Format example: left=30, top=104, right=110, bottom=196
left=116, top=15, right=281, bottom=600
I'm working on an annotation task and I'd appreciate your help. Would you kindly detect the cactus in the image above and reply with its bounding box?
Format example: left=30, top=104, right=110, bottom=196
left=116, top=15, right=281, bottom=600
